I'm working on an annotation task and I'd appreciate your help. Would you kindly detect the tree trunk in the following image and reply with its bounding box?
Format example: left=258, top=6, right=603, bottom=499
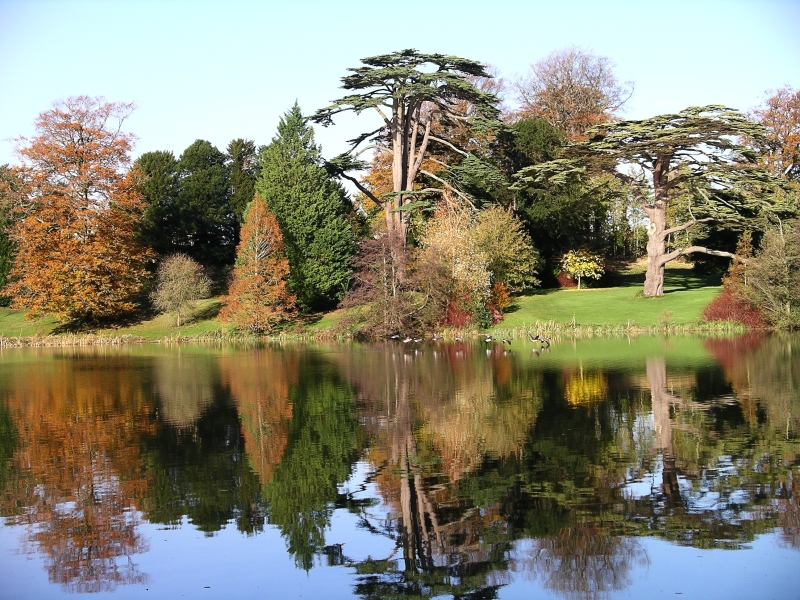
left=643, top=205, right=667, bottom=296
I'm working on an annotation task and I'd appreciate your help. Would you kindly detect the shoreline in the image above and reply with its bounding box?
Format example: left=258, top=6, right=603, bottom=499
left=0, top=320, right=755, bottom=348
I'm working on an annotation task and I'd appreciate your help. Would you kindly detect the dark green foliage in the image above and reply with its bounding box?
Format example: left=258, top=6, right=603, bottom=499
left=501, top=119, right=620, bottom=274
left=508, top=118, right=566, bottom=171
left=176, top=140, right=237, bottom=269
left=144, top=390, right=266, bottom=535
left=258, top=104, right=356, bottom=311
left=262, top=356, right=359, bottom=570
left=136, top=141, right=238, bottom=273
left=226, top=138, right=260, bottom=222
left=0, top=172, right=16, bottom=306
left=135, top=150, right=181, bottom=257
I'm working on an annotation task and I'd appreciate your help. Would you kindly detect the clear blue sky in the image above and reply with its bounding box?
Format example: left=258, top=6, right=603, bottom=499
left=1, top=0, right=798, bottom=167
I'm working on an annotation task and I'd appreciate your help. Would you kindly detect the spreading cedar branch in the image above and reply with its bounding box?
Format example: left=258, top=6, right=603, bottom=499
left=312, top=49, right=505, bottom=239
left=4, top=96, right=153, bottom=322
left=514, top=105, right=792, bottom=296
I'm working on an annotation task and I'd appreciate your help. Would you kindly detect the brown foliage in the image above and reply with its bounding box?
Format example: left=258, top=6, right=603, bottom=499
left=0, top=352, right=155, bottom=591
left=749, top=85, right=800, bottom=182
left=221, top=349, right=297, bottom=484
left=3, top=96, right=152, bottom=322
left=513, top=46, right=632, bottom=140
left=220, top=194, right=295, bottom=332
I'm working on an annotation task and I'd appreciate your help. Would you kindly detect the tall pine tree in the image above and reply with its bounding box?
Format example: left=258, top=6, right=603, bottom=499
left=257, top=104, right=356, bottom=311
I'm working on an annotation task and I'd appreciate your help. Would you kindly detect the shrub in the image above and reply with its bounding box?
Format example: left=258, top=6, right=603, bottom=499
left=151, top=254, right=211, bottom=326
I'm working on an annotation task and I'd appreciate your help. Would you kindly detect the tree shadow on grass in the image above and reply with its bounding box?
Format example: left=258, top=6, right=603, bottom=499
left=663, top=270, right=721, bottom=292
left=192, top=301, right=222, bottom=322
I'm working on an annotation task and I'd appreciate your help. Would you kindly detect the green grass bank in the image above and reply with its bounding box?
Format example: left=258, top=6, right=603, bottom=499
left=0, top=265, right=736, bottom=346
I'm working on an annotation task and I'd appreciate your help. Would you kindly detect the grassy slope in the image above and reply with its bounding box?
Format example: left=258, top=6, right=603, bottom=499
left=0, top=265, right=723, bottom=340
left=499, top=266, right=721, bottom=330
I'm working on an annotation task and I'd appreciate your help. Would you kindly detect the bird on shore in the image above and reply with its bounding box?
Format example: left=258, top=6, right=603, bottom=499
left=402, top=336, right=413, bottom=343
left=389, top=333, right=400, bottom=340
left=454, top=335, right=463, bottom=343
left=502, top=338, right=512, bottom=345
left=484, top=335, right=494, bottom=343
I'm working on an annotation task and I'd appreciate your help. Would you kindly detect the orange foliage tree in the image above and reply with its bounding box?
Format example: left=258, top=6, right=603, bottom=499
left=750, top=85, right=800, bottom=183
left=220, top=194, right=295, bottom=332
left=4, top=96, right=152, bottom=322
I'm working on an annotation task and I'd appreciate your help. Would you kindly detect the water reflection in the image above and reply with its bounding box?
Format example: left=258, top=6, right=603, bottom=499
left=0, top=335, right=797, bottom=597
left=0, top=349, right=153, bottom=592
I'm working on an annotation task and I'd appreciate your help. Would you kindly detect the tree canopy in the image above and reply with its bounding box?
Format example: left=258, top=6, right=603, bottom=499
left=258, top=104, right=355, bottom=311
left=4, top=96, right=152, bottom=322
left=312, top=49, right=504, bottom=240
left=516, top=105, right=788, bottom=296
left=513, top=46, right=633, bottom=140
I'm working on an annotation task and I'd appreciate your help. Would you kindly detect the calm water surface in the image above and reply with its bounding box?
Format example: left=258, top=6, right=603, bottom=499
left=0, top=334, right=798, bottom=599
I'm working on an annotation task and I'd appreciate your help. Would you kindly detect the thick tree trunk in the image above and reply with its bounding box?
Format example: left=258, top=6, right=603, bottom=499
left=642, top=204, right=737, bottom=297
left=643, top=205, right=667, bottom=296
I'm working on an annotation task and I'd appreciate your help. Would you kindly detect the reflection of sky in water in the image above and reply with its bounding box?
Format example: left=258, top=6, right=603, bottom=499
left=3, top=519, right=798, bottom=600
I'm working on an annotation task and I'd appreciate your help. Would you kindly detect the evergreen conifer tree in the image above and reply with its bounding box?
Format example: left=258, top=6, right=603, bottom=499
left=257, top=104, right=355, bottom=311
left=220, top=194, right=295, bottom=332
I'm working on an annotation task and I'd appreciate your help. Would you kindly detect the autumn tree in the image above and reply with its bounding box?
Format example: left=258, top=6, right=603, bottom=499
left=749, top=85, right=800, bottom=183
left=312, top=49, right=503, bottom=240
left=560, top=249, right=604, bottom=289
left=150, top=253, right=210, bottom=326
left=220, top=194, right=295, bottom=332
left=517, top=106, right=787, bottom=296
left=417, top=204, right=539, bottom=326
left=3, top=96, right=152, bottom=322
left=258, top=104, right=356, bottom=311
left=513, top=46, right=633, bottom=140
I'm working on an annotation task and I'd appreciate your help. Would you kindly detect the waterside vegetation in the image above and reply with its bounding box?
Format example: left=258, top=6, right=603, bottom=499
left=0, top=50, right=797, bottom=341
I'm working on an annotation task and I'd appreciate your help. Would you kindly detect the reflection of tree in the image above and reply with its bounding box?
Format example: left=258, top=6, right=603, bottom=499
left=705, top=334, right=800, bottom=437
left=0, top=351, right=154, bottom=592
left=261, top=351, right=359, bottom=570
left=142, top=387, right=266, bottom=535
left=221, top=347, right=298, bottom=484
left=778, top=469, right=800, bottom=549
left=517, top=524, right=646, bottom=600
left=637, top=347, right=800, bottom=550
left=334, top=342, right=543, bottom=598
left=562, top=366, right=609, bottom=406
left=705, top=334, right=800, bottom=548
left=152, top=350, right=217, bottom=426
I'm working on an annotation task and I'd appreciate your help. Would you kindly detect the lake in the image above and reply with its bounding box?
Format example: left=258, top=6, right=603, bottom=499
left=0, top=334, right=798, bottom=599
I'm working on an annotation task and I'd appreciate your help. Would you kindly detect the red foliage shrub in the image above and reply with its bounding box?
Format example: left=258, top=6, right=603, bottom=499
left=702, top=288, right=765, bottom=328
left=556, top=271, right=577, bottom=288
left=487, top=302, right=504, bottom=325
left=444, top=297, right=472, bottom=328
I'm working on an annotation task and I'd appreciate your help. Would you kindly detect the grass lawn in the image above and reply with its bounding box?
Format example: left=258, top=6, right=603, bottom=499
left=0, top=264, right=725, bottom=341
left=497, top=265, right=722, bottom=330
